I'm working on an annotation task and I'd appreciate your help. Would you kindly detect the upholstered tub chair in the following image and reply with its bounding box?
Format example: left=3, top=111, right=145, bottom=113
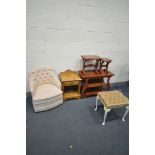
left=28, top=68, right=63, bottom=112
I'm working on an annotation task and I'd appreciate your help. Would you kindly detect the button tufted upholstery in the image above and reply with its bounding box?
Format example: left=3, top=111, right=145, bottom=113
left=98, top=90, right=129, bottom=109
left=28, top=68, right=63, bottom=112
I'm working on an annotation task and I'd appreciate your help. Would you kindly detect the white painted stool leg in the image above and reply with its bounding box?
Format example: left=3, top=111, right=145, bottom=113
left=95, top=95, right=99, bottom=111
left=102, top=107, right=111, bottom=125
left=122, top=106, right=129, bottom=122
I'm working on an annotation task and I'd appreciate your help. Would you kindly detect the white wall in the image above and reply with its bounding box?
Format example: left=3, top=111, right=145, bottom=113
left=26, top=0, right=129, bottom=92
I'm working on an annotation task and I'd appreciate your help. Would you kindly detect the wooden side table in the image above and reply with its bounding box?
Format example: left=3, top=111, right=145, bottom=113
left=59, top=70, right=82, bottom=100
left=95, top=90, right=129, bottom=125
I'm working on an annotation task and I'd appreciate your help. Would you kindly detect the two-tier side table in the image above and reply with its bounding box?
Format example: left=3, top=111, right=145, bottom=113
left=78, top=70, right=114, bottom=98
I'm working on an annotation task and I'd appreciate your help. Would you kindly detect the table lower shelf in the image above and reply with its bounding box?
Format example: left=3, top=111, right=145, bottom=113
left=87, top=82, right=104, bottom=88
left=85, top=91, right=103, bottom=96
left=63, top=91, right=81, bottom=100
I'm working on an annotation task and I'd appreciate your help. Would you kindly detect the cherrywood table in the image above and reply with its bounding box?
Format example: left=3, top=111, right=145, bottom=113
left=95, top=90, right=129, bottom=125
left=78, top=70, right=114, bottom=98
left=59, top=70, right=82, bottom=100
left=81, top=55, right=101, bottom=75
left=81, top=55, right=112, bottom=73
left=99, top=58, right=112, bottom=72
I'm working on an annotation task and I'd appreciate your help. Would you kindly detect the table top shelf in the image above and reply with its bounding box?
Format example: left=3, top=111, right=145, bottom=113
left=81, top=55, right=101, bottom=60
left=59, top=70, right=82, bottom=82
left=78, top=70, right=113, bottom=79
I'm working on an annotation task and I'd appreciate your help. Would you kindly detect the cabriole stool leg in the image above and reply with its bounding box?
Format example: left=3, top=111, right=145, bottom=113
left=122, top=106, right=129, bottom=122
left=95, top=95, right=99, bottom=111
left=102, top=107, right=111, bottom=125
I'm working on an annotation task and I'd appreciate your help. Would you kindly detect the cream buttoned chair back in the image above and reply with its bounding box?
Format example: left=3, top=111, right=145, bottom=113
left=29, top=68, right=61, bottom=95
left=28, top=68, right=63, bottom=112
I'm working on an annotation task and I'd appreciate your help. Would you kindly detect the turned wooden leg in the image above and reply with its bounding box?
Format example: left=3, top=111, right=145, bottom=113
left=82, top=59, right=86, bottom=75
left=95, top=60, right=100, bottom=74
left=78, top=82, right=81, bottom=94
left=100, top=77, right=104, bottom=91
left=61, top=83, right=65, bottom=98
left=82, top=85, right=86, bottom=98
left=102, top=107, right=111, bottom=125
left=122, top=106, right=129, bottom=122
left=107, top=76, right=111, bottom=90
left=105, top=61, right=110, bottom=71
left=82, top=79, right=88, bottom=98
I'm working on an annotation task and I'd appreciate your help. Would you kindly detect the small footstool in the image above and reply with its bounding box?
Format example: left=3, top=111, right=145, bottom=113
left=95, top=90, right=129, bottom=125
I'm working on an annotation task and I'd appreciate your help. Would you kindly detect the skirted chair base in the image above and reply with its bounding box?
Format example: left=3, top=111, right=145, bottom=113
left=33, top=99, right=63, bottom=112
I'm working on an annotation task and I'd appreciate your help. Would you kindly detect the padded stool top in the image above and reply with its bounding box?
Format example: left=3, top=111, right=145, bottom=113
left=98, top=90, right=129, bottom=109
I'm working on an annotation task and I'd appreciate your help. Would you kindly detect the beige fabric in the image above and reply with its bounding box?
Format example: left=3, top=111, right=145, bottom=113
left=98, top=90, right=129, bottom=109
left=33, top=84, right=62, bottom=100
left=33, top=93, right=63, bottom=104
left=33, top=99, right=63, bottom=112
left=28, top=68, right=63, bottom=112
left=29, top=68, right=61, bottom=95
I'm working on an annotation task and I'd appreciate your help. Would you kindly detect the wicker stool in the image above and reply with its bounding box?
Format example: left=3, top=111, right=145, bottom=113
left=95, top=90, right=129, bottom=125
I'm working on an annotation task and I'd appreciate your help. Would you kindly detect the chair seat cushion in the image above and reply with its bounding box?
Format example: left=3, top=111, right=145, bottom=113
left=33, top=84, right=62, bottom=101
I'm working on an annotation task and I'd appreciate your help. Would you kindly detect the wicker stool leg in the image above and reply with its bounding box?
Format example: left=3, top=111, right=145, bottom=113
left=122, top=106, right=129, bottom=122
left=102, top=107, right=111, bottom=125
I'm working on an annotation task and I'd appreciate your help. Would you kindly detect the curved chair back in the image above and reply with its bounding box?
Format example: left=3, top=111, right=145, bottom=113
left=29, top=68, right=61, bottom=95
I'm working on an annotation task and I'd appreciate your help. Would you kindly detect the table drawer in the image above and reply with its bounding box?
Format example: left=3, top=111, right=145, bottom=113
left=63, top=81, right=80, bottom=86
